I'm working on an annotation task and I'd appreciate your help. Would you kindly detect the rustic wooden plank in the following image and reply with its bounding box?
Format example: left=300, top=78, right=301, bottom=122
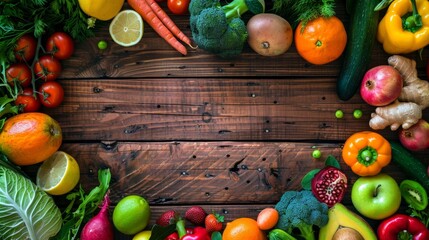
left=31, top=141, right=419, bottom=207
left=43, top=77, right=428, bottom=142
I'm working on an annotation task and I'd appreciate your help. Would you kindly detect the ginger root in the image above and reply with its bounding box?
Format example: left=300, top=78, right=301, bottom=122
left=369, top=101, right=422, bottom=130
left=369, top=55, right=428, bottom=130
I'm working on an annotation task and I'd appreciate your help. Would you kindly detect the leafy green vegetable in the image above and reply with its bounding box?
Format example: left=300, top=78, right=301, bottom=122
left=0, top=163, right=63, bottom=240
left=54, top=168, right=111, bottom=240
left=272, top=0, right=336, bottom=28
left=0, top=96, right=19, bottom=130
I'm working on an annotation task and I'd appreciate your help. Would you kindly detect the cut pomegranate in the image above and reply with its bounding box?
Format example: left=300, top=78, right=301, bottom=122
left=311, top=166, right=348, bottom=207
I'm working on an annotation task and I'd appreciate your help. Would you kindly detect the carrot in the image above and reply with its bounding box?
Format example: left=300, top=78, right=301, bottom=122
left=128, top=0, right=188, bottom=55
left=145, top=0, right=194, bottom=48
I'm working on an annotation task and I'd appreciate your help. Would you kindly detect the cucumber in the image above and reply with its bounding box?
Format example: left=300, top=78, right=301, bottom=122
left=336, top=0, right=379, bottom=101
left=390, top=141, right=429, bottom=193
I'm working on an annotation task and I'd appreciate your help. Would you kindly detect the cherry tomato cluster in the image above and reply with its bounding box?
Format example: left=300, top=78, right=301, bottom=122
left=7, top=32, right=74, bottom=112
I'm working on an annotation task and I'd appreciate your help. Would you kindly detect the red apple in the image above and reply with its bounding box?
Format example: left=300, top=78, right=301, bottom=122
left=399, top=119, right=429, bottom=151
left=360, top=65, right=403, bottom=106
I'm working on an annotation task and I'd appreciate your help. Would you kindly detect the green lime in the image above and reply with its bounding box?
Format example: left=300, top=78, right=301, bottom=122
left=113, top=195, right=151, bottom=235
left=98, top=40, right=108, bottom=50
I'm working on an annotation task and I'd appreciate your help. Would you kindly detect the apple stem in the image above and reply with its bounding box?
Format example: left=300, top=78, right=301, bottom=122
left=373, top=184, right=381, bottom=197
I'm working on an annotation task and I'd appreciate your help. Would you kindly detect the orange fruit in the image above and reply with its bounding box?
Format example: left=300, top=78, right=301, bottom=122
left=0, top=112, right=62, bottom=166
left=256, top=207, right=279, bottom=230
left=294, top=16, right=347, bottom=65
left=222, top=217, right=267, bottom=240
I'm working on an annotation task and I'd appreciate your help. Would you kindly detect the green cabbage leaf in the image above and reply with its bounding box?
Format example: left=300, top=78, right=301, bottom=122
left=0, top=164, right=63, bottom=240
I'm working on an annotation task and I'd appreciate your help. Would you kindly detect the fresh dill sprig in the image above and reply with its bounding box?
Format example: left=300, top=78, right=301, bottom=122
left=271, top=0, right=336, bottom=28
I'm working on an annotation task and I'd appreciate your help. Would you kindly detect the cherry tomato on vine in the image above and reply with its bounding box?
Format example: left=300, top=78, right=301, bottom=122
left=14, top=34, right=37, bottom=62
left=38, top=81, right=64, bottom=108
left=167, top=0, right=190, bottom=15
left=6, top=63, right=32, bottom=88
left=45, top=32, right=75, bottom=60
left=15, top=88, right=41, bottom=112
left=34, top=55, right=62, bottom=82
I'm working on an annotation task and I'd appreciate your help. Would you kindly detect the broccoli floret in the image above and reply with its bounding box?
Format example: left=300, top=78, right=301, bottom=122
left=196, top=8, right=228, bottom=39
left=189, top=0, right=264, bottom=58
left=274, top=190, right=329, bottom=240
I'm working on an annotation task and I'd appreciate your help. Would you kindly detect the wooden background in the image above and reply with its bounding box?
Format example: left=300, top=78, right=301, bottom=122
left=26, top=0, right=429, bottom=238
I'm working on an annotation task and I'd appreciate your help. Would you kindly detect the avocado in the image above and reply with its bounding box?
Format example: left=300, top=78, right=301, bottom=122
left=319, top=203, right=377, bottom=240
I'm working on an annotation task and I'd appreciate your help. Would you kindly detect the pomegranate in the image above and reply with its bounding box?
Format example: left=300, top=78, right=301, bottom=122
left=399, top=119, right=429, bottom=151
left=311, top=166, right=348, bottom=207
left=360, top=65, right=403, bottom=107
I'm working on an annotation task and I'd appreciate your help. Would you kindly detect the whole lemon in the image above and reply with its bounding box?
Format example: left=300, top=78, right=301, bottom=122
left=113, top=195, right=151, bottom=235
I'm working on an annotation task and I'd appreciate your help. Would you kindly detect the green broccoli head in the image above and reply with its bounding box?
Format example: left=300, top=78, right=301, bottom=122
left=195, top=8, right=228, bottom=39
left=275, top=190, right=329, bottom=240
left=188, top=0, right=220, bottom=16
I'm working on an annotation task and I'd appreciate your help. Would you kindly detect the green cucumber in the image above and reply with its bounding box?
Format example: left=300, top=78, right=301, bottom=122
left=390, top=141, right=429, bottom=193
left=336, top=0, right=379, bottom=101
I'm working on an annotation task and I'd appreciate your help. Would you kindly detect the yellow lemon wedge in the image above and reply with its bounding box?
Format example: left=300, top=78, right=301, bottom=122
left=36, top=151, right=80, bottom=195
left=109, top=10, right=144, bottom=47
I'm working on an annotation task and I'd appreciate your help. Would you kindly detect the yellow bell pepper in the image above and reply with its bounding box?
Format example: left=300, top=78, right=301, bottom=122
left=342, top=131, right=391, bottom=176
left=377, top=0, right=429, bottom=54
left=78, top=0, right=124, bottom=21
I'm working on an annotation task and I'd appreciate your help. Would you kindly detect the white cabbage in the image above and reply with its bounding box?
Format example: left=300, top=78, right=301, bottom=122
left=0, top=166, right=63, bottom=240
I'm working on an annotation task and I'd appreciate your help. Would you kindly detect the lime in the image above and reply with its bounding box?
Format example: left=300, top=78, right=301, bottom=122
left=113, top=195, right=151, bottom=235
left=109, top=10, right=144, bottom=47
left=133, top=230, right=152, bottom=240
left=36, top=151, right=80, bottom=195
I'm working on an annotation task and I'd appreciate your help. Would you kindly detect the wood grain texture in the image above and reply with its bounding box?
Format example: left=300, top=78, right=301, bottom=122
left=43, top=77, right=429, bottom=142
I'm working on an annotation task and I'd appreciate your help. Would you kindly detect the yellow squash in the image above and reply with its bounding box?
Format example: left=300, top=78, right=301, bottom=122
left=78, top=0, right=125, bottom=21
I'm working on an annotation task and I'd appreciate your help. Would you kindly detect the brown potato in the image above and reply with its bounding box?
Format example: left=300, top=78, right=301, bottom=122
left=247, top=13, right=293, bottom=57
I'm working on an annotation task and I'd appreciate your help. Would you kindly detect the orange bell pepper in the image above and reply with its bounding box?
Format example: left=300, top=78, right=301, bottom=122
left=342, top=131, right=391, bottom=176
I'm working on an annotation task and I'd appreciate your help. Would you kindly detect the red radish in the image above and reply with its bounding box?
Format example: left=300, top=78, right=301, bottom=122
left=360, top=65, right=403, bottom=106
left=80, top=194, right=114, bottom=240
left=399, top=119, right=429, bottom=151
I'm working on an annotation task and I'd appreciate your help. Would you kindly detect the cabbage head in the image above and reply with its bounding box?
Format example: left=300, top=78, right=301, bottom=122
left=0, top=165, right=63, bottom=240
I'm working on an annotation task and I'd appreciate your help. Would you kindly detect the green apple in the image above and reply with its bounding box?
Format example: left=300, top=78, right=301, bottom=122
left=351, top=173, right=401, bottom=220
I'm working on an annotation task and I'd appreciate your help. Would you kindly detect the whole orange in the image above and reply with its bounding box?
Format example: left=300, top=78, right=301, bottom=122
left=294, top=16, right=347, bottom=65
left=0, top=112, right=62, bottom=166
left=222, top=217, right=267, bottom=240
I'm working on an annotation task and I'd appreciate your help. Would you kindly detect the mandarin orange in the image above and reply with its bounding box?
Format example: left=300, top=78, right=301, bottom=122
left=0, top=112, right=62, bottom=166
left=294, top=16, right=347, bottom=65
left=222, top=217, right=267, bottom=240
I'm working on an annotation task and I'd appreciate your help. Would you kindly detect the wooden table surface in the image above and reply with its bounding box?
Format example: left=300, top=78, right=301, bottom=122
left=27, top=0, right=429, bottom=238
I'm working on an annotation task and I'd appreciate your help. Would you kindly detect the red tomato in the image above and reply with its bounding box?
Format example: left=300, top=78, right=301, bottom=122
left=167, top=0, right=189, bottom=15
left=15, top=88, right=41, bottom=112
left=45, top=32, right=75, bottom=60
left=34, top=55, right=62, bottom=81
left=14, top=34, right=37, bottom=62
left=6, top=63, right=32, bottom=88
left=38, top=81, right=64, bottom=108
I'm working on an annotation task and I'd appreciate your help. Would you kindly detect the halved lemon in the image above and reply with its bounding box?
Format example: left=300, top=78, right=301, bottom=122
left=36, top=151, right=80, bottom=195
left=109, top=10, right=144, bottom=47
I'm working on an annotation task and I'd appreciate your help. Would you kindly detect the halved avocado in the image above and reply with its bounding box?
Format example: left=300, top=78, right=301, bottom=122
left=319, top=203, right=377, bottom=240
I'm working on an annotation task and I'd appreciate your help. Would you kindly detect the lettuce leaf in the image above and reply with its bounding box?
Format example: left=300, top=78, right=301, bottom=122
left=0, top=165, right=63, bottom=240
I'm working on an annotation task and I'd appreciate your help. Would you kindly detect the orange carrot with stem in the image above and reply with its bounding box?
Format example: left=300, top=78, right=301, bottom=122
left=144, top=0, right=195, bottom=48
left=128, top=0, right=188, bottom=55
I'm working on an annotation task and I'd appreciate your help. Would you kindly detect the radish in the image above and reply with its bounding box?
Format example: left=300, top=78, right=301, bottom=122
left=80, top=194, right=114, bottom=240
